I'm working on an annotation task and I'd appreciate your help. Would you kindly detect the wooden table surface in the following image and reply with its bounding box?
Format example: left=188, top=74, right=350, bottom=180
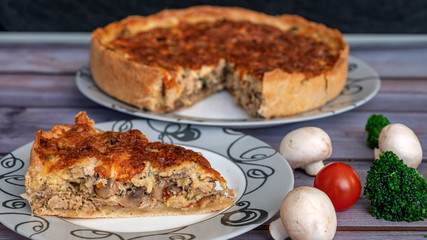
left=0, top=34, right=426, bottom=239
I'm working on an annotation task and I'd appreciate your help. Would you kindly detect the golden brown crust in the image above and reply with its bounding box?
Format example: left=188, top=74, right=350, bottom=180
left=261, top=71, right=327, bottom=117
left=259, top=14, right=349, bottom=118
left=90, top=5, right=349, bottom=118
left=28, top=112, right=224, bottom=183
left=90, top=35, right=165, bottom=111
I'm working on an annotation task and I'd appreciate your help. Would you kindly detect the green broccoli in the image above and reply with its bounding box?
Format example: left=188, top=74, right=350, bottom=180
left=365, top=114, right=390, bottom=148
left=364, top=151, right=427, bottom=222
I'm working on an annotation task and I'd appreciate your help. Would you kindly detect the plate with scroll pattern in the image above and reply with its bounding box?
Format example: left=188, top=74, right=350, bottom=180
left=0, top=119, right=293, bottom=239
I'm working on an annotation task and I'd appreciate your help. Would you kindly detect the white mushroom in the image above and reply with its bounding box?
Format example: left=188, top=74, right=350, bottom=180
left=375, top=123, right=423, bottom=168
left=279, top=186, right=337, bottom=240
left=279, top=127, right=332, bottom=176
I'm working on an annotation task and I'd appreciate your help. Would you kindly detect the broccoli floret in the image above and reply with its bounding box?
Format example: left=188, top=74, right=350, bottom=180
left=364, top=151, right=427, bottom=222
left=365, top=114, right=390, bottom=148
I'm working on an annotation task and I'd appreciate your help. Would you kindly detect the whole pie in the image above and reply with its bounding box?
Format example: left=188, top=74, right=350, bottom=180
left=90, top=6, right=349, bottom=119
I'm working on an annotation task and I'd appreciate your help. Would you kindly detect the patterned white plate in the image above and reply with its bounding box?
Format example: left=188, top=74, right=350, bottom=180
left=0, top=120, right=293, bottom=239
left=76, top=55, right=380, bottom=128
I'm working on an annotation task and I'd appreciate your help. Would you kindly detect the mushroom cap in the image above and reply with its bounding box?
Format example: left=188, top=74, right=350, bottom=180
left=378, top=123, right=423, bottom=168
left=279, top=127, right=332, bottom=170
left=280, top=186, right=337, bottom=240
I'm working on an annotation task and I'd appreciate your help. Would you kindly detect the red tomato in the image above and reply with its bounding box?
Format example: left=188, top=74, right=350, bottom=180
left=314, top=162, right=361, bottom=211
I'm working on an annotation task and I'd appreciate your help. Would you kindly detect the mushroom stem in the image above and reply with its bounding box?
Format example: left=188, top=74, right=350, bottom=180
left=303, top=161, right=325, bottom=176
left=269, top=218, right=289, bottom=240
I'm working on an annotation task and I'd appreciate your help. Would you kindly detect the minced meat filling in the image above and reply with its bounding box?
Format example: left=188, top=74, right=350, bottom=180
left=33, top=171, right=222, bottom=212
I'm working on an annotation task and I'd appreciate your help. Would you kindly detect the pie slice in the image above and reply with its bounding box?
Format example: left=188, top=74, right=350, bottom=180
left=90, top=6, right=349, bottom=119
left=22, top=112, right=236, bottom=218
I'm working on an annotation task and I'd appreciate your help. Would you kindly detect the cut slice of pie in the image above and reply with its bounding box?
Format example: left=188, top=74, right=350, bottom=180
left=22, top=112, right=236, bottom=218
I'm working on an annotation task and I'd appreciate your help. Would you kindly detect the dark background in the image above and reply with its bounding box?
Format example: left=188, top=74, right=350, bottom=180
left=0, top=0, right=426, bottom=33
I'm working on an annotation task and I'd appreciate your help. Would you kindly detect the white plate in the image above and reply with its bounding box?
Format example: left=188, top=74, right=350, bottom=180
left=76, top=56, right=380, bottom=128
left=0, top=120, right=293, bottom=239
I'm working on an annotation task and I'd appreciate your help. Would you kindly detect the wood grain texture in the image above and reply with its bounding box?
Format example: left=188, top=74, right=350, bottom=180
left=0, top=43, right=89, bottom=74
left=350, top=47, right=427, bottom=78
left=0, top=38, right=426, bottom=240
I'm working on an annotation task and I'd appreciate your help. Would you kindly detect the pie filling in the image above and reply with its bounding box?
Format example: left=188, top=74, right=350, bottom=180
left=106, top=20, right=340, bottom=115
left=25, top=163, right=234, bottom=216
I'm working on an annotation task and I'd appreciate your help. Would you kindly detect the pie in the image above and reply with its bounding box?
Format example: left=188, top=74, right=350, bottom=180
left=22, top=112, right=236, bottom=218
left=90, top=6, right=349, bottom=118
